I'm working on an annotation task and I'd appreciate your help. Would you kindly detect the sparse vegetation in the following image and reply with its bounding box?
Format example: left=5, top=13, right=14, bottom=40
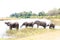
left=6, top=28, right=48, bottom=38
left=0, top=29, right=60, bottom=40
left=50, top=19, right=60, bottom=25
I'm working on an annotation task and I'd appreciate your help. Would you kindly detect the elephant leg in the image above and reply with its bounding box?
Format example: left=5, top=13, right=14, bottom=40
left=10, top=26, right=12, bottom=30
left=31, top=26, right=33, bottom=28
left=32, top=25, right=33, bottom=28
left=53, top=26, right=55, bottom=29
left=26, top=25, right=28, bottom=28
left=37, top=25, right=39, bottom=28
left=44, top=26, right=46, bottom=29
left=51, top=26, right=55, bottom=29
left=49, top=26, right=51, bottom=29
left=16, top=26, right=19, bottom=30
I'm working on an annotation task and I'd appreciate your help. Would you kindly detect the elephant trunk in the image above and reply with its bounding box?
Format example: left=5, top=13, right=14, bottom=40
left=20, top=25, right=23, bottom=28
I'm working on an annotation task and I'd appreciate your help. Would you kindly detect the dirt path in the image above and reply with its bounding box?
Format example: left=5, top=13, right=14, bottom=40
left=19, top=31, right=60, bottom=40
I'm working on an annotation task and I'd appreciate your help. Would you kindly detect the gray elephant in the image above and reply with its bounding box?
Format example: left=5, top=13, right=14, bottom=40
left=34, top=20, right=46, bottom=29
left=20, top=22, right=34, bottom=28
left=5, top=22, right=19, bottom=30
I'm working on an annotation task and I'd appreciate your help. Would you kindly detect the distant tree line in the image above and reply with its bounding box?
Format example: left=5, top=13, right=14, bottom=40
left=10, top=8, right=60, bottom=18
left=10, top=11, right=47, bottom=18
left=47, top=8, right=60, bottom=16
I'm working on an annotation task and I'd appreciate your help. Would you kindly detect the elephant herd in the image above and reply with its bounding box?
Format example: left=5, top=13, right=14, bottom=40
left=5, top=20, right=55, bottom=30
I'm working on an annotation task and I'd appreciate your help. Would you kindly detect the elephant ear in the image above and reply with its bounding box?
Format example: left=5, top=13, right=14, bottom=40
left=6, top=22, right=11, bottom=26
left=7, top=23, right=11, bottom=26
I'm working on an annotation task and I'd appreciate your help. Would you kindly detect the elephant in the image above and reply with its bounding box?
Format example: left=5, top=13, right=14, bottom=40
left=5, top=22, right=19, bottom=30
left=49, top=23, right=55, bottom=29
left=20, top=22, right=34, bottom=28
left=34, top=20, right=46, bottom=29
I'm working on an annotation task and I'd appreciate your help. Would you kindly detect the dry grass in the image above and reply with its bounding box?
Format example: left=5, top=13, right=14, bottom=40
left=1, top=29, right=60, bottom=40
left=6, top=28, right=48, bottom=38
left=50, top=18, right=60, bottom=25
left=0, top=17, right=19, bottom=20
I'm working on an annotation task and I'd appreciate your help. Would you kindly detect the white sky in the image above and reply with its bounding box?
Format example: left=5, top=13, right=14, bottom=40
left=0, top=0, right=60, bottom=17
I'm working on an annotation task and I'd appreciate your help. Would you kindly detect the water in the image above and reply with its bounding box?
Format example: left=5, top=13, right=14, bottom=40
left=0, top=21, right=9, bottom=38
left=0, top=18, right=60, bottom=38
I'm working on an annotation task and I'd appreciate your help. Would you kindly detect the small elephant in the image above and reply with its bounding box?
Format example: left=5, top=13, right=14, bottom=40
left=49, top=23, right=55, bottom=29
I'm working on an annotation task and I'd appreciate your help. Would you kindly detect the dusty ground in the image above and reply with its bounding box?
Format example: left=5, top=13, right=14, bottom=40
left=18, top=30, right=60, bottom=40
left=4, top=29, right=60, bottom=40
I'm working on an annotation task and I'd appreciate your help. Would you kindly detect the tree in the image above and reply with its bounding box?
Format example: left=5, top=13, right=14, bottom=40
left=32, top=13, right=37, bottom=16
left=47, top=8, right=60, bottom=16
left=10, top=13, right=19, bottom=18
left=38, top=11, right=46, bottom=16
left=10, top=11, right=33, bottom=18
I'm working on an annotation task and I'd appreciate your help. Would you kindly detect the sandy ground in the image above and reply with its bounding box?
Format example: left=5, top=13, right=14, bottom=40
left=19, top=30, right=60, bottom=40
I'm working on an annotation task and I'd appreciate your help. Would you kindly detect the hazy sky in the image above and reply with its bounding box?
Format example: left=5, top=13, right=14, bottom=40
left=0, top=0, right=60, bottom=17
